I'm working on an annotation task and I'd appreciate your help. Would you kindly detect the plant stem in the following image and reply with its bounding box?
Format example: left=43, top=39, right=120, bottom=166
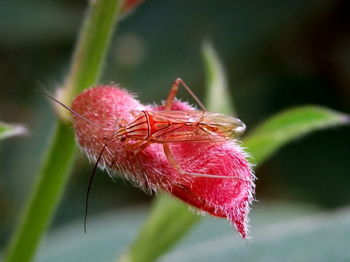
left=4, top=122, right=76, bottom=262
left=118, top=194, right=201, bottom=262
left=4, top=0, right=122, bottom=261
left=60, top=0, right=123, bottom=119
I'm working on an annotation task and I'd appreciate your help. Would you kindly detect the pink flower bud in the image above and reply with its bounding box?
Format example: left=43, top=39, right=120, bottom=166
left=71, top=85, right=255, bottom=238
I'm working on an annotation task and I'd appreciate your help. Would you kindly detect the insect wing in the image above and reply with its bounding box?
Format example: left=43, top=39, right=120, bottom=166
left=148, top=111, right=227, bottom=143
left=153, top=126, right=226, bottom=143
left=149, top=110, right=203, bottom=123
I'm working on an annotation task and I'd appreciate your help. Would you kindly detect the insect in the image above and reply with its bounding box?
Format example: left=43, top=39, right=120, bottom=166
left=44, top=78, right=247, bottom=231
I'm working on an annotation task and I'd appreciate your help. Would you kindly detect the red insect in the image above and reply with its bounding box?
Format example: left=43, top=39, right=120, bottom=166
left=48, top=78, right=246, bottom=179
left=45, top=78, right=248, bottom=231
left=109, top=78, right=246, bottom=179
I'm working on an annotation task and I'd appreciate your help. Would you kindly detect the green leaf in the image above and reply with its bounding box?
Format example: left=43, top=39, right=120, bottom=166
left=32, top=202, right=321, bottom=262
left=163, top=205, right=350, bottom=262
left=0, top=122, right=27, bottom=140
left=33, top=202, right=348, bottom=262
left=244, top=106, right=350, bottom=164
left=202, top=41, right=235, bottom=115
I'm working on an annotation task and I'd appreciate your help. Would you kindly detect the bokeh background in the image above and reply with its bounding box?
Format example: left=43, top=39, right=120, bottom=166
left=1, top=0, right=349, bottom=261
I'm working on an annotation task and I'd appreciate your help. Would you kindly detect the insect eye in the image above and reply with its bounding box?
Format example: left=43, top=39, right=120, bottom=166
left=120, top=136, right=126, bottom=142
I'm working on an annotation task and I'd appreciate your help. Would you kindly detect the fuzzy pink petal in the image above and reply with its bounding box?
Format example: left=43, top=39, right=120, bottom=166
left=71, top=85, right=255, bottom=238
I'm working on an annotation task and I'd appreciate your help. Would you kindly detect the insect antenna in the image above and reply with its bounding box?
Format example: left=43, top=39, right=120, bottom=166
left=176, top=78, right=207, bottom=111
left=40, top=91, right=114, bottom=131
left=84, top=138, right=118, bottom=233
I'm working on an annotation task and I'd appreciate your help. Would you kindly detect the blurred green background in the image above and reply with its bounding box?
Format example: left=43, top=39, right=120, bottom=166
left=0, top=0, right=349, bottom=261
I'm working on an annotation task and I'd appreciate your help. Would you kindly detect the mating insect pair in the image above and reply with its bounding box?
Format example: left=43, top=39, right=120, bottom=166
left=45, top=78, right=248, bottom=231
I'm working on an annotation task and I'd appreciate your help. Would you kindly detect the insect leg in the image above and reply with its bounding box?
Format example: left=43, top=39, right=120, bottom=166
left=164, top=78, right=207, bottom=111
left=163, top=143, right=247, bottom=181
left=125, top=140, right=151, bottom=156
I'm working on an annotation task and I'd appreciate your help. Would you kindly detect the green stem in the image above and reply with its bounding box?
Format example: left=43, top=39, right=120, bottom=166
left=118, top=194, right=201, bottom=262
left=4, top=122, right=76, bottom=262
left=4, top=0, right=122, bottom=261
left=60, top=0, right=123, bottom=118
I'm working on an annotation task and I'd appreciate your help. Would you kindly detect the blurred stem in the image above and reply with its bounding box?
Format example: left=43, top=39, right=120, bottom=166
left=4, top=1, right=122, bottom=262
left=203, top=41, right=235, bottom=116
left=118, top=194, right=201, bottom=262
